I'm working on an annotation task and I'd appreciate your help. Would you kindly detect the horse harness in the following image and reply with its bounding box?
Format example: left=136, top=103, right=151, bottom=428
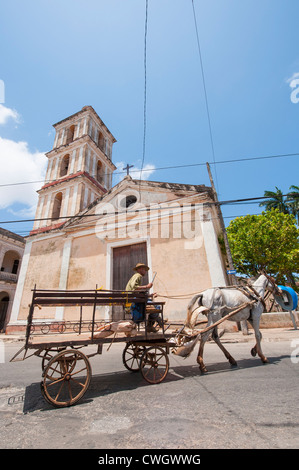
left=203, top=285, right=266, bottom=319
left=236, top=285, right=266, bottom=312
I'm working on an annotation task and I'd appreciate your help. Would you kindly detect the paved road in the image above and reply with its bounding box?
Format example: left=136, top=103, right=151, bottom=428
left=1, top=331, right=299, bottom=449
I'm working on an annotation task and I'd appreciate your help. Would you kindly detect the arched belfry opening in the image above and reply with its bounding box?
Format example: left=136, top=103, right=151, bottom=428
left=66, top=125, right=75, bottom=145
left=98, top=131, right=105, bottom=153
left=60, top=154, right=70, bottom=177
left=96, top=160, right=105, bottom=185
left=52, top=192, right=63, bottom=220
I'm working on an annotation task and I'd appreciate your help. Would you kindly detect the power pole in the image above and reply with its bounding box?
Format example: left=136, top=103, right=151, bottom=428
left=206, top=163, right=249, bottom=335
left=206, top=162, right=236, bottom=286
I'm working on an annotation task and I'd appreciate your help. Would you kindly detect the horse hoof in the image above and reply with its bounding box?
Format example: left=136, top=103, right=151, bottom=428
left=261, top=358, right=269, bottom=364
left=199, top=367, right=208, bottom=374
left=251, top=347, right=257, bottom=357
left=230, top=360, right=238, bottom=367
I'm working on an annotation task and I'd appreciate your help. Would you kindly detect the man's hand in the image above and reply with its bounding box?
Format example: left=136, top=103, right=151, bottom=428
left=146, top=282, right=153, bottom=289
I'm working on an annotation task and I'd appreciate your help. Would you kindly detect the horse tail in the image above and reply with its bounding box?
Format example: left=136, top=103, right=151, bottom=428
left=186, top=294, right=203, bottom=327
left=173, top=333, right=201, bottom=358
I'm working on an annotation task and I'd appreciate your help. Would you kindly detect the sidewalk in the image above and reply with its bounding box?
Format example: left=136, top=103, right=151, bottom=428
left=220, top=327, right=299, bottom=344
left=0, top=333, right=25, bottom=343
left=1, top=326, right=298, bottom=344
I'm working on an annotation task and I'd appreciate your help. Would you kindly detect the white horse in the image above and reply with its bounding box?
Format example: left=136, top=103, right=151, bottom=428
left=174, top=273, right=281, bottom=373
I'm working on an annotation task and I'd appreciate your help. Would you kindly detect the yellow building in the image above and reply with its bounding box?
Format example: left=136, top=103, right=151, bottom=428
left=8, top=107, right=228, bottom=332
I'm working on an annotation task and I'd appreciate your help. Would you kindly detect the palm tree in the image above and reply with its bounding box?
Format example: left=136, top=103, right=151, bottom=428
left=259, top=187, right=289, bottom=214
left=286, top=185, right=299, bottom=224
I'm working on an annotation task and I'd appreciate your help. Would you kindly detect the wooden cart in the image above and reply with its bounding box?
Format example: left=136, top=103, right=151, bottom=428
left=11, top=287, right=175, bottom=408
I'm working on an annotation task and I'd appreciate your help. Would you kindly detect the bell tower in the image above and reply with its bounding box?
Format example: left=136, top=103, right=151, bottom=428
left=31, top=106, right=116, bottom=234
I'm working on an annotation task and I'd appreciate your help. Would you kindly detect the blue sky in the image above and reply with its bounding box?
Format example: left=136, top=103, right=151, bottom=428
left=0, top=0, right=298, bottom=236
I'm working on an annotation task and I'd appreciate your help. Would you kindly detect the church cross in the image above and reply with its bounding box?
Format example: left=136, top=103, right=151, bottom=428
left=123, top=163, right=134, bottom=176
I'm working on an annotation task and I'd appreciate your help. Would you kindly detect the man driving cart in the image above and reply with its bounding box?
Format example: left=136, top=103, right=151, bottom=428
left=125, top=263, right=163, bottom=333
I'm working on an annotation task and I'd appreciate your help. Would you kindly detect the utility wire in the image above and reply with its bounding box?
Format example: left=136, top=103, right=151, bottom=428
left=0, top=193, right=291, bottom=226
left=6, top=210, right=263, bottom=237
left=139, top=0, right=148, bottom=196
left=191, top=0, right=219, bottom=193
left=0, top=151, right=298, bottom=189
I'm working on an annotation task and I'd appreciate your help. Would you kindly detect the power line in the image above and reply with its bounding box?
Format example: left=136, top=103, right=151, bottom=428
left=139, top=0, right=148, bottom=193
left=4, top=210, right=263, bottom=238
left=191, top=0, right=219, bottom=193
left=0, top=151, right=298, bottom=190
left=0, top=193, right=291, bottom=226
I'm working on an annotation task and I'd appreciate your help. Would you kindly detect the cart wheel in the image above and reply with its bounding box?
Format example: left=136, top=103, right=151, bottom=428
left=122, top=343, right=146, bottom=372
left=140, top=346, right=169, bottom=384
left=41, top=349, right=91, bottom=407
left=41, top=347, right=66, bottom=370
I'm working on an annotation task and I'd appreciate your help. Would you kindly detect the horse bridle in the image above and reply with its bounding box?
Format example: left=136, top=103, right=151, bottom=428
left=261, top=271, right=281, bottom=297
left=238, top=271, right=281, bottom=310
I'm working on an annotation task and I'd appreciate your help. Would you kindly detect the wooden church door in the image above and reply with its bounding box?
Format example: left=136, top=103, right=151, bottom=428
left=112, top=242, right=148, bottom=320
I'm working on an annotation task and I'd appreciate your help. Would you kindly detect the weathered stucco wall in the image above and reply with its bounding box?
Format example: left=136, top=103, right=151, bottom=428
left=18, top=236, right=65, bottom=320
left=67, top=234, right=106, bottom=290
left=150, top=236, right=211, bottom=321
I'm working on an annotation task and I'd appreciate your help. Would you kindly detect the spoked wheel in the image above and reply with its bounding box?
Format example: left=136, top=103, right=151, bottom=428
left=140, top=346, right=169, bottom=384
left=122, top=342, right=146, bottom=372
left=41, top=349, right=91, bottom=407
left=41, top=347, right=66, bottom=371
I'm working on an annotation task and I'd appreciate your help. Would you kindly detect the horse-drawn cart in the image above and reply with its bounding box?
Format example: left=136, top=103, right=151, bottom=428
left=11, top=287, right=176, bottom=408
left=11, top=274, right=279, bottom=407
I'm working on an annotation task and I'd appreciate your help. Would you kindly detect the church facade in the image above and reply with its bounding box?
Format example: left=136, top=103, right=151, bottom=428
left=8, top=106, right=228, bottom=332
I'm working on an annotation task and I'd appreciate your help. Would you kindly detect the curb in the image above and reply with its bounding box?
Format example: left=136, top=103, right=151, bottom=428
left=1, top=327, right=298, bottom=345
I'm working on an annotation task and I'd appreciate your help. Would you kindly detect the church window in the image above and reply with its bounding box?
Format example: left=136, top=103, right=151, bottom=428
left=66, top=125, right=75, bottom=144
left=60, top=154, right=70, bottom=177
left=125, top=195, right=137, bottom=208
left=52, top=192, right=63, bottom=220
left=12, top=259, right=19, bottom=275
left=96, top=161, right=104, bottom=184
left=119, top=194, right=138, bottom=210
left=98, top=131, right=105, bottom=152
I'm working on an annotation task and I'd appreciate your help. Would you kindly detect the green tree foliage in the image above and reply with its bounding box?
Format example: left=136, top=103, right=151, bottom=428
left=226, top=209, right=299, bottom=288
left=286, top=185, right=299, bottom=224
left=259, top=186, right=289, bottom=214
left=259, top=185, right=299, bottom=223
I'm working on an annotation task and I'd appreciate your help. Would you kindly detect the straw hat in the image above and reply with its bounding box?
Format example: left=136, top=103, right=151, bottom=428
left=133, top=263, right=150, bottom=271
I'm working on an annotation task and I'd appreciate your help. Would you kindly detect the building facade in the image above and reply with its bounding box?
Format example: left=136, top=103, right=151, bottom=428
left=0, top=228, right=25, bottom=332
left=8, top=107, right=228, bottom=332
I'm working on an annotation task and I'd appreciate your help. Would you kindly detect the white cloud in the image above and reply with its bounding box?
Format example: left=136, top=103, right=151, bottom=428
left=113, top=160, right=156, bottom=184
left=0, top=137, right=47, bottom=216
left=0, top=104, right=20, bottom=125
